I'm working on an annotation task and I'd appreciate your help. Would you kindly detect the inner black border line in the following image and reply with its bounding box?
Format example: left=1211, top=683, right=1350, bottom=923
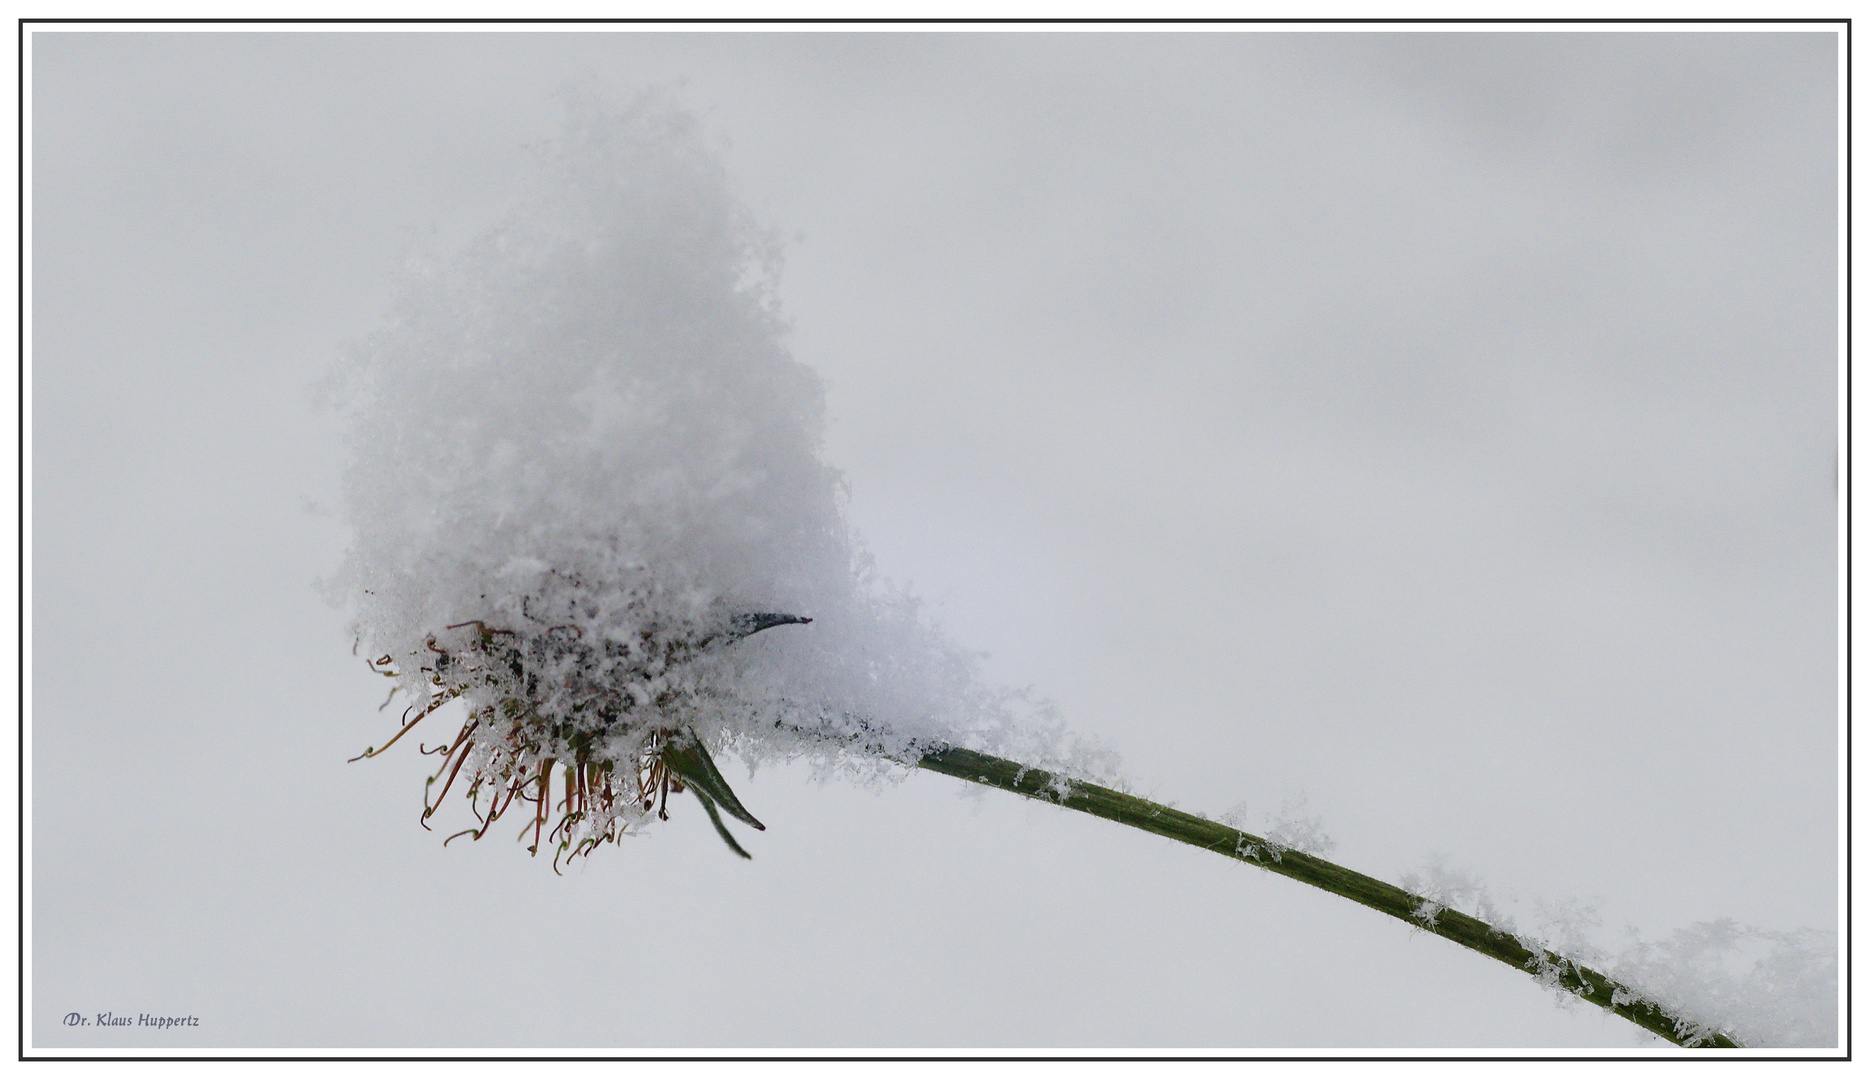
left=14, top=14, right=1855, bottom=1061
left=8, top=16, right=1861, bottom=24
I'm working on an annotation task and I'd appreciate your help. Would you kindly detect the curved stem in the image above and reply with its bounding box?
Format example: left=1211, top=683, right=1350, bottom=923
left=915, top=745, right=1738, bottom=1049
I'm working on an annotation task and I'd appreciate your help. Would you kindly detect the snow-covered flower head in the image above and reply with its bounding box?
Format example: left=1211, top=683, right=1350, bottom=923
left=326, top=91, right=1017, bottom=862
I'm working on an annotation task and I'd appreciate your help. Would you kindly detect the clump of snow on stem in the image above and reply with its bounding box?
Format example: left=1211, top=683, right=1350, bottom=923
left=1220, top=795, right=1336, bottom=864
left=323, top=91, right=1075, bottom=816
left=1608, top=919, right=1838, bottom=1048
left=1261, top=794, right=1336, bottom=860
left=1400, top=855, right=1504, bottom=929
left=1512, top=897, right=1836, bottom=1048
left=1397, top=858, right=1836, bottom=1048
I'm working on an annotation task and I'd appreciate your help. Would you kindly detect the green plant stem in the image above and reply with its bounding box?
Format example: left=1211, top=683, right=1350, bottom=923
left=915, top=744, right=1739, bottom=1049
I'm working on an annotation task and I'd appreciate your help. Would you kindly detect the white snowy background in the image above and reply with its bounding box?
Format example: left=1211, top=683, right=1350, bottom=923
left=30, top=30, right=1839, bottom=1049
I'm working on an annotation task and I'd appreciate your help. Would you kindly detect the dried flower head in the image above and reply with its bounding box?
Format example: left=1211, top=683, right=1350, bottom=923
left=350, top=578, right=813, bottom=865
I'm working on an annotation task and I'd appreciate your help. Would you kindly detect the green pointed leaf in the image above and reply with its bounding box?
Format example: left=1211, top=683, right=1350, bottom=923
left=688, top=786, right=753, bottom=860
left=660, top=731, right=766, bottom=831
